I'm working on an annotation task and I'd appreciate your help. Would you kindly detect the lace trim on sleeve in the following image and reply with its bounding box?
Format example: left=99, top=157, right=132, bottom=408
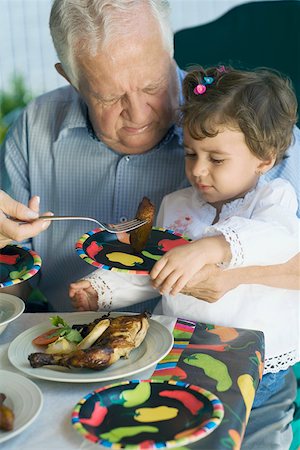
left=264, top=350, right=298, bottom=374
left=84, top=271, right=113, bottom=312
left=205, top=225, right=244, bottom=268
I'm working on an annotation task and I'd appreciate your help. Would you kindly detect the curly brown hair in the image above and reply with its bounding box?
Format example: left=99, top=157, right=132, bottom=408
left=181, top=66, right=298, bottom=164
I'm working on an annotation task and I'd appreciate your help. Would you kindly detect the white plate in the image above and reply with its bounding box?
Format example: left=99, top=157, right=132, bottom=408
left=8, top=312, right=174, bottom=383
left=0, top=370, right=43, bottom=444
left=0, top=294, right=25, bottom=335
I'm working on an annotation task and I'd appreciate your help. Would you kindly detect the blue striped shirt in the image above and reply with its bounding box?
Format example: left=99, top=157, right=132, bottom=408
left=264, top=125, right=300, bottom=215
left=0, top=68, right=189, bottom=311
left=1, top=66, right=299, bottom=311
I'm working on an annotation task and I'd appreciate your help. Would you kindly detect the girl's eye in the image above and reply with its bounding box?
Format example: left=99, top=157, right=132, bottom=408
left=210, top=157, right=225, bottom=164
left=183, top=147, right=196, bottom=158
left=184, top=153, right=196, bottom=159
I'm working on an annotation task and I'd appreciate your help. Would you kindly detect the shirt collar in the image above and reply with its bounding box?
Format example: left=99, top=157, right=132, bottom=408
left=174, top=65, right=185, bottom=145
left=56, top=87, right=87, bottom=137
left=86, top=111, right=98, bottom=141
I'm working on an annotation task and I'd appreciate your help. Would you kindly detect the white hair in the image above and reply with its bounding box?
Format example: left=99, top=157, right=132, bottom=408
left=50, top=0, right=174, bottom=87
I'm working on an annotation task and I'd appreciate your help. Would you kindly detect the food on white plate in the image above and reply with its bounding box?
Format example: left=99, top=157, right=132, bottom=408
left=31, top=316, right=111, bottom=354
left=130, top=197, right=155, bottom=253
left=45, top=338, right=78, bottom=355
left=31, top=328, right=61, bottom=346
left=0, top=393, right=14, bottom=431
left=28, top=312, right=150, bottom=370
left=32, top=315, right=83, bottom=354
left=77, top=318, right=110, bottom=350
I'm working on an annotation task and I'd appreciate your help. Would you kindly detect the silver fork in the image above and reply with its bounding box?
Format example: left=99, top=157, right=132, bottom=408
left=38, top=215, right=148, bottom=233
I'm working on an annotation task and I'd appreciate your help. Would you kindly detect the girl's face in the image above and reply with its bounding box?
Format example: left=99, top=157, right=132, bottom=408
left=184, top=126, right=274, bottom=211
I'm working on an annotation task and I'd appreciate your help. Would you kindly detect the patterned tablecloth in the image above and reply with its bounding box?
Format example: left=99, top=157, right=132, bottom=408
left=0, top=313, right=264, bottom=450
left=151, top=318, right=265, bottom=450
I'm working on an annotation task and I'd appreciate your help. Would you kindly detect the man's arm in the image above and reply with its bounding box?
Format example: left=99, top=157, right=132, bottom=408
left=181, top=253, right=300, bottom=302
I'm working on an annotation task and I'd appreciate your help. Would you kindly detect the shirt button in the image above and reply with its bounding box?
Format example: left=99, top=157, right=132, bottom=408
left=125, top=156, right=130, bottom=162
left=120, top=216, right=127, bottom=222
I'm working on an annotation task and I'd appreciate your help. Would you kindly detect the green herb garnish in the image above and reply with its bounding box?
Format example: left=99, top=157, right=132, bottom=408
left=49, top=315, right=83, bottom=343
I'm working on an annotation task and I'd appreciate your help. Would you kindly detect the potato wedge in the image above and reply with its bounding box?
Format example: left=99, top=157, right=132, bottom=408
left=45, top=337, right=77, bottom=354
left=77, top=318, right=110, bottom=350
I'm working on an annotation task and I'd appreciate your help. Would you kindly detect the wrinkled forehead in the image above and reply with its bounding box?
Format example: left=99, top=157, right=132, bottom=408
left=76, top=32, right=173, bottom=96
left=74, top=8, right=167, bottom=66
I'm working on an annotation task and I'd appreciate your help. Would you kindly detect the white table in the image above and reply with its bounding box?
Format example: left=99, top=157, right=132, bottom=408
left=0, top=312, right=176, bottom=450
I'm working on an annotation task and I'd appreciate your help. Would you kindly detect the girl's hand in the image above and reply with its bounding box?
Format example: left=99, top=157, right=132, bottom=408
left=150, top=242, right=206, bottom=295
left=69, top=279, right=98, bottom=311
left=150, top=236, right=231, bottom=296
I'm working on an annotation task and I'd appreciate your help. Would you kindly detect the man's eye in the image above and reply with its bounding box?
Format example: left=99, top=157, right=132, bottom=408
left=144, top=85, right=161, bottom=95
left=97, top=96, right=121, bottom=106
left=104, top=98, right=120, bottom=105
left=144, top=89, right=158, bottom=95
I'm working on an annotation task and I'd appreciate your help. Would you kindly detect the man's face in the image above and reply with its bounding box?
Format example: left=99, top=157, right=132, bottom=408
left=75, top=30, right=178, bottom=154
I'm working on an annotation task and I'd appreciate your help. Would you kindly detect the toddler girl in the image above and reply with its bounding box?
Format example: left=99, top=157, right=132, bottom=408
left=70, top=66, right=299, bottom=449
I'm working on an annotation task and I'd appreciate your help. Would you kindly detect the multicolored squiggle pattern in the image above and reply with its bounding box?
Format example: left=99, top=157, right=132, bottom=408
left=71, top=380, right=224, bottom=449
left=153, top=319, right=264, bottom=450
left=71, top=318, right=264, bottom=449
left=75, top=227, right=191, bottom=274
left=0, top=245, right=42, bottom=288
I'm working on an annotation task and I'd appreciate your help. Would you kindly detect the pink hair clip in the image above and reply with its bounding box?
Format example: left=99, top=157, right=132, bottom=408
left=193, top=76, right=214, bottom=95
left=216, top=65, right=227, bottom=73
left=194, top=84, right=206, bottom=95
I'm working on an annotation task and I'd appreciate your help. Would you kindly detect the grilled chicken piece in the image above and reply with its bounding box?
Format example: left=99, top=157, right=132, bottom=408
left=28, top=313, right=150, bottom=370
left=130, top=197, right=155, bottom=253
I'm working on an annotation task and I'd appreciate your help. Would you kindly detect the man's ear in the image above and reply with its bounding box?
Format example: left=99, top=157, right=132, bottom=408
left=256, top=156, right=276, bottom=175
left=55, top=63, right=72, bottom=84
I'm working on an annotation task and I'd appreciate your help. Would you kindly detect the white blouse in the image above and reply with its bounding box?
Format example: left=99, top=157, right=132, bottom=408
left=85, top=178, right=300, bottom=374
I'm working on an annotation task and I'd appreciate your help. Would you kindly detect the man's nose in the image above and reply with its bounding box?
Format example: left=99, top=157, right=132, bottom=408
left=122, top=93, right=150, bottom=124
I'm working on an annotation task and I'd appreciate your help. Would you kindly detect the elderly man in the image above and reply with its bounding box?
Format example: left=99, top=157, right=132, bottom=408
left=0, top=0, right=299, bottom=311
left=0, top=0, right=187, bottom=310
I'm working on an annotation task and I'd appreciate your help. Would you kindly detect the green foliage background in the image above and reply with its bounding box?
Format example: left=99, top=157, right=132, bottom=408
left=0, top=75, right=33, bottom=143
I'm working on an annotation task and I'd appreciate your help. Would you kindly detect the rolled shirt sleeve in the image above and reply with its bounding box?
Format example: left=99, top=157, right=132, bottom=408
left=205, top=179, right=300, bottom=268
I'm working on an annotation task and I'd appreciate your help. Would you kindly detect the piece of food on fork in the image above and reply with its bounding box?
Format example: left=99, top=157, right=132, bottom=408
left=28, top=313, right=150, bottom=370
left=130, top=197, right=155, bottom=253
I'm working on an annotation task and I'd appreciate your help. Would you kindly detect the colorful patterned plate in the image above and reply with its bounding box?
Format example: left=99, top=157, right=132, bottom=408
left=76, top=227, right=191, bottom=274
left=72, top=379, right=224, bottom=449
left=0, top=245, right=42, bottom=288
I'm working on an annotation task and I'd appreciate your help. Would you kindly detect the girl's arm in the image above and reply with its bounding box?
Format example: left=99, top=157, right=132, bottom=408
left=154, top=179, right=299, bottom=297
left=150, top=235, right=231, bottom=295
left=207, top=179, right=299, bottom=268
